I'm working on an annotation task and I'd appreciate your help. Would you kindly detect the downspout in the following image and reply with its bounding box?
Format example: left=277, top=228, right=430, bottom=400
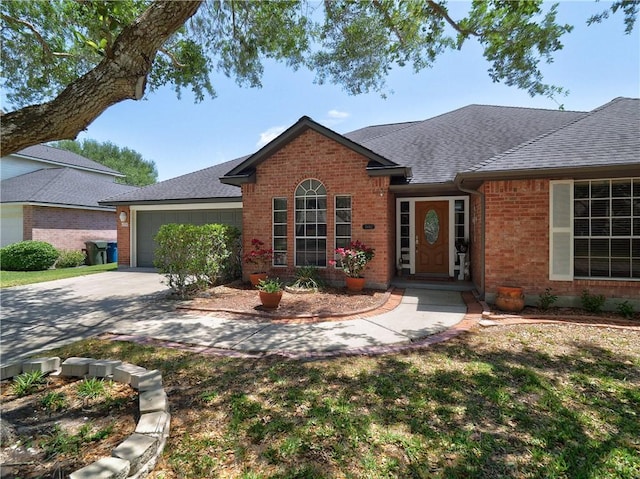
left=454, top=176, right=486, bottom=299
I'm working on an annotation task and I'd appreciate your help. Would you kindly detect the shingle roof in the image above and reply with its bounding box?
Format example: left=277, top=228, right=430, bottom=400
left=463, top=97, right=640, bottom=175
left=1, top=168, right=137, bottom=209
left=101, top=156, right=246, bottom=204
left=344, top=104, right=587, bottom=184
left=14, top=144, right=123, bottom=176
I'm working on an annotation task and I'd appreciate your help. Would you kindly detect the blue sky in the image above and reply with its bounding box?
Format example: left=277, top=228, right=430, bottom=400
left=77, top=1, right=639, bottom=182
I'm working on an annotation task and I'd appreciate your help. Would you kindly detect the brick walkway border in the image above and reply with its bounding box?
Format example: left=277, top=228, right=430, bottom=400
left=101, top=289, right=638, bottom=360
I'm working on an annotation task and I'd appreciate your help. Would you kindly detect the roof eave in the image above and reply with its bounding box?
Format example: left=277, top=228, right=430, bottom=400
left=219, top=172, right=256, bottom=186
left=366, top=166, right=412, bottom=178
left=456, top=163, right=640, bottom=184
left=100, top=196, right=243, bottom=207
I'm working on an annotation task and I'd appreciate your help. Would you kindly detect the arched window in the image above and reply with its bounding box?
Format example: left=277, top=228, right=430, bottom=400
left=295, top=179, right=327, bottom=266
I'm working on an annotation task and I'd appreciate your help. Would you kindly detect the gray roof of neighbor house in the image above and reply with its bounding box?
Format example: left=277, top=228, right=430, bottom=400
left=1, top=168, right=137, bottom=210
left=101, top=156, right=246, bottom=205
left=460, top=97, right=640, bottom=178
left=12, top=144, right=123, bottom=176
left=344, top=104, right=587, bottom=185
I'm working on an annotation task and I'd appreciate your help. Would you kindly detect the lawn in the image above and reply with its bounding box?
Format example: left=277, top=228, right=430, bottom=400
left=44, top=323, right=640, bottom=479
left=0, top=263, right=117, bottom=288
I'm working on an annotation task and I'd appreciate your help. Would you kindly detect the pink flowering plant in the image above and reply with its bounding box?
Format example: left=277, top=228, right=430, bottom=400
left=243, top=238, right=273, bottom=273
left=332, top=240, right=375, bottom=278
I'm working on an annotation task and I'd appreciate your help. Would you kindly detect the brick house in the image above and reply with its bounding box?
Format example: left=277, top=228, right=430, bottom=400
left=104, top=97, right=639, bottom=307
left=1, top=145, right=137, bottom=250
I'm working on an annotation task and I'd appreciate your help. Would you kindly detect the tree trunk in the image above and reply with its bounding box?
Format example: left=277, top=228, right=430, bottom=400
left=0, top=0, right=203, bottom=156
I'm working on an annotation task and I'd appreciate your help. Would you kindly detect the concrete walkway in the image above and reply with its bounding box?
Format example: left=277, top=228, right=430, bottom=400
left=112, top=289, right=467, bottom=355
left=1, top=270, right=469, bottom=363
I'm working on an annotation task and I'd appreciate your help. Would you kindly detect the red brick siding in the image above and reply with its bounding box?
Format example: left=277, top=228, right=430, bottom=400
left=26, top=205, right=116, bottom=251
left=241, top=129, right=392, bottom=288
left=116, top=206, right=131, bottom=266
left=483, top=179, right=638, bottom=301
left=469, top=193, right=483, bottom=290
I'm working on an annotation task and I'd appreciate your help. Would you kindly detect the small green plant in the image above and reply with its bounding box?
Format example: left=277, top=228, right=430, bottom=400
left=291, top=265, right=322, bottom=290
left=537, top=287, right=558, bottom=310
left=581, top=289, right=607, bottom=314
left=76, top=377, right=107, bottom=399
left=12, top=370, right=46, bottom=396
left=55, top=249, right=86, bottom=268
left=0, top=240, right=59, bottom=271
left=40, top=422, right=113, bottom=459
left=257, top=277, right=283, bottom=293
left=40, top=391, right=67, bottom=412
left=616, top=300, right=635, bottom=319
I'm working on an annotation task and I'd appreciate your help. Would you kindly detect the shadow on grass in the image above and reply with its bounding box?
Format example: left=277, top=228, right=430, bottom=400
left=47, top=326, right=640, bottom=479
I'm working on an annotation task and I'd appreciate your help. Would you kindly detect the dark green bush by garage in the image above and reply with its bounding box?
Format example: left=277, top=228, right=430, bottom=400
left=0, top=241, right=59, bottom=271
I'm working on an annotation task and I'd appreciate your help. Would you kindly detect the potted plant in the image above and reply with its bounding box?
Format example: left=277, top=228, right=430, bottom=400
left=256, top=277, right=283, bottom=309
left=243, top=238, right=273, bottom=287
left=332, top=240, right=375, bottom=292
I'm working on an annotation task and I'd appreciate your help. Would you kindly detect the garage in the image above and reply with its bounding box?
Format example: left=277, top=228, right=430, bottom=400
left=135, top=207, right=242, bottom=267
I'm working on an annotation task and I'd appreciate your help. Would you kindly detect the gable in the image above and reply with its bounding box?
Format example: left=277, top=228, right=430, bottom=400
left=221, top=116, right=409, bottom=186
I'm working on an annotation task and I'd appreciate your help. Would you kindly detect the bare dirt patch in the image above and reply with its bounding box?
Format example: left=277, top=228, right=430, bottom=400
left=0, top=375, right=136, bottom=479
left=179, top=282, right=389, bottom=321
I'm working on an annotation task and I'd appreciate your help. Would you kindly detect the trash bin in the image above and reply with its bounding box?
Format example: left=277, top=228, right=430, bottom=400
left=85, top=240, right=108, bottom=265
left=106, top=242, right=118, bottom=263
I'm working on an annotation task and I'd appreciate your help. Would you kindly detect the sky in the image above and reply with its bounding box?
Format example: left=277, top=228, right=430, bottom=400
left=72, top=1, right=640, bottom=182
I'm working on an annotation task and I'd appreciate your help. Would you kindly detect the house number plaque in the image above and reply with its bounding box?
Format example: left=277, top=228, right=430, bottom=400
left=362, top=224, right=375, bottom=230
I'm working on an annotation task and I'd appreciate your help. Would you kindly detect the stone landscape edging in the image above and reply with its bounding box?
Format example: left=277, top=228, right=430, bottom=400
left=0, top=357, right=170, bottom=479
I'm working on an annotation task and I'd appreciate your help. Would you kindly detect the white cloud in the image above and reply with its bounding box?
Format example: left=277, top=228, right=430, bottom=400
left=327, top=109, right=350, bottom=120
left=256, top=126, right=286, bottom=148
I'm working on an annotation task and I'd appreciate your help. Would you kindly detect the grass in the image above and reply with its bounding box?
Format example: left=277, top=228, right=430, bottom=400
left=0, top=263, right=117, bottom=288
left=45, top=324, right=640, bottom=478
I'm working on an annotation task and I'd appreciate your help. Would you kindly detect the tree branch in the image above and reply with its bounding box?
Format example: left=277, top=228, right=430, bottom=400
left=1, top=1, right=203, bottom=156
left=426, top=0, right=480, bottom=37
left=0, top=13, right=74, bottom=58
left=160, top=48, right=186, bottom=68
left=372, top=0, right=405, bottom=46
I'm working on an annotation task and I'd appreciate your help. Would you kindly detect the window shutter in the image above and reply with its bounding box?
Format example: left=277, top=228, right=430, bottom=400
left=549, top=181, right=573, bottom=280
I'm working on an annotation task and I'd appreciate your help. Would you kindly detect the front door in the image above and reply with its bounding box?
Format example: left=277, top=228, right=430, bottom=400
left=415, top=201, right=449, bottom=275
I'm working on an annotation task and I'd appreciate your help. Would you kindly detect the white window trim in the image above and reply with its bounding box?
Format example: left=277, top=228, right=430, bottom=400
left=272, top=197, right=287, bottom=267
left=294, top=179, right=328, bottom=268
left=334, top=195, right=352, bottom=268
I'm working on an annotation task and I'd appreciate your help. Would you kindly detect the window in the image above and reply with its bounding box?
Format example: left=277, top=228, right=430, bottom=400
left=295, top=179, right=327, bottom=267
left=573, top=179, right=639, bottom=279
left=335, top=196, right=352, bottom=266
left=273, top=197, right=287, bottom=266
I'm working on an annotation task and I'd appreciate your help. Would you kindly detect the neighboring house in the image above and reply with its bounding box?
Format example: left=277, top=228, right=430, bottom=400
left=1, top=144, right=138, bottom=250
left=103, top=97, right=639, bottom=306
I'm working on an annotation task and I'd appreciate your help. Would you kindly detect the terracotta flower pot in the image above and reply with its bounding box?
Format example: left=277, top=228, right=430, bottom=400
left=259, top=290, right=283, bottom=309
left=345, top=276, right=366, bottom=292
left=495, top=286, right=525, bottom=312
left=249, top=272, right=268, bottom=287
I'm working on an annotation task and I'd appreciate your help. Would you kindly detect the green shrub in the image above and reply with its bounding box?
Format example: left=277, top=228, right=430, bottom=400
left=581, top=289, right=606, bottom=314
left=154, top=223, right=241, bottom=298
left=0, top=240, right=59, bottom=271
left=12, top=370, right=46, bottom=396
left=55, top=249, right=86, bottom=268
left=41, top=391, right=67, bottom=412
left=291, top=265, right=323, bottom=290
left=537, top=287, right=558, bottom=310
left=616, top=300, right=635, bottom=319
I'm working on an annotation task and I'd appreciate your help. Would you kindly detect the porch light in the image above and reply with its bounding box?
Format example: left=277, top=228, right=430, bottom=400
left=119, top=211, right=127, bottom=223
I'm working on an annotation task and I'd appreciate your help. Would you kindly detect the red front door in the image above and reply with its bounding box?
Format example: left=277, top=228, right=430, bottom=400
left=415, top=201, right=449, bottom=275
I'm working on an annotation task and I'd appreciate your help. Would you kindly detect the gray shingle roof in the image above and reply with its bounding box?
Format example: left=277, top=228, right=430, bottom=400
left=344, top=104, right=587, bottom=184
left=14, top=144, right=123, bottom=176
left=464, top=97, right=640, bottom=175
left=1, top=168, right=137, bottom=209
left=101, top=156, right=246, bottom=204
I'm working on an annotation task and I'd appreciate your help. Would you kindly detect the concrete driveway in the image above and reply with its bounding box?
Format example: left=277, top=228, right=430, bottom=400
left=1, top=269, right=169, bottom=363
